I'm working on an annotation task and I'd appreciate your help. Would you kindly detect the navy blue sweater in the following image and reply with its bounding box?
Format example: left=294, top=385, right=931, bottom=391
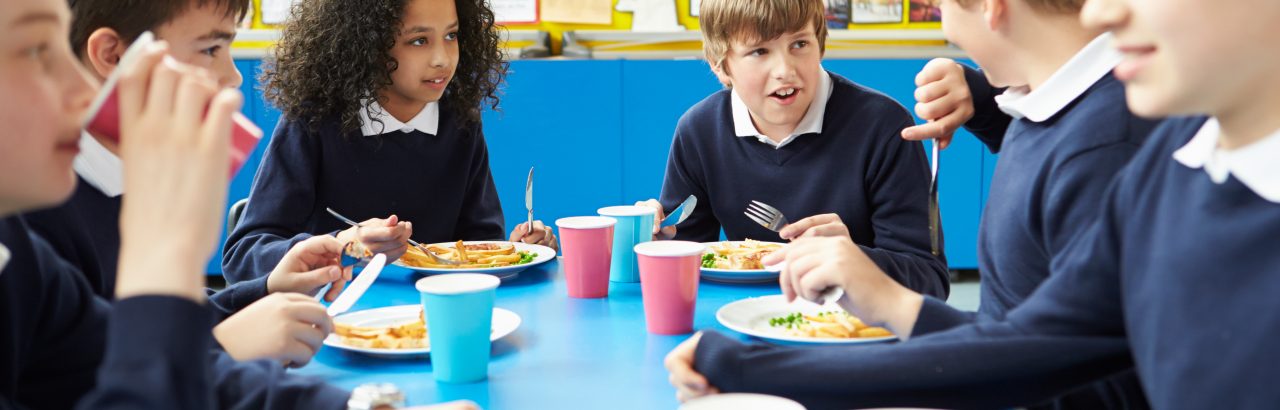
left=913, top=71, right=1154, bottom=409
left=660, top=72, right=949, bottom=298
left=0, top=217, right=350, bottom=409
left=694, top=117, right=1280, bottom=409
left=223, top=101, right=505, bottom=283
left=23, top=176, right=270, bottom=318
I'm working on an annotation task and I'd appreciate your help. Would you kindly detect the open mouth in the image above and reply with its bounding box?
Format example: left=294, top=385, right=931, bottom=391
left=769, top=87, right=799, bottom=104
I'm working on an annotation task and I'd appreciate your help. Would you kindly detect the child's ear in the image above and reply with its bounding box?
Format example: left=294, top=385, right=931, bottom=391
left=84, top=28, right=126, bottom=80
left=707, top=56, right=733, bottom=88
left=982, top=0, right=1008, bottom=31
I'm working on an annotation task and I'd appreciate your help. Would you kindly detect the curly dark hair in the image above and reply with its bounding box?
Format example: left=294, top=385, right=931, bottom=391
left=261, top=0, right=506, bottom=135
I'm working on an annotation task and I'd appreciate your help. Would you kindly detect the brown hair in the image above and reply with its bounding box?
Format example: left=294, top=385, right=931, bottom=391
left=953, top=0, right=1085, bottom=14
left=261, top=0, right=507, bottom=135
left=69, top=0, right=250, bottom=58
left=699, top=0, right=828, bottom=74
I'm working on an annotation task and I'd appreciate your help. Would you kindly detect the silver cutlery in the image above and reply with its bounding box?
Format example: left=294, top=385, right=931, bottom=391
left=929, top=141, right=941, bottom=256
left=525, top=167, right=535, bottom=236
left=744, top=200, right=789, bottom=233
left=324, top=207, right=463, bottom=265
left=660, top=195, right=698, bottom=228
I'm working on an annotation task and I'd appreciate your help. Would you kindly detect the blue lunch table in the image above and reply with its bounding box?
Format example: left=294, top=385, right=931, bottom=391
left=293, top=258, right=783, bottom=409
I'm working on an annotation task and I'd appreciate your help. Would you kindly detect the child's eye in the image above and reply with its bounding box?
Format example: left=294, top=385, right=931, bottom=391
left=747, top=48, right=767, bottom=57
left=445, top=32, right=459, bottom=41
left=201, top=45, right=222, bottom=57
left=792, top=40, right=809, bottom=49
left=23, top=43, right=51, bottom=68
left=409, top=37, right=428, bottom=46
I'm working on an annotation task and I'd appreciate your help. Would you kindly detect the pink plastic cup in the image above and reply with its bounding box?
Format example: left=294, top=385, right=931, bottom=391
left=555, top=216, right=617, bottom=298
left=634, top=241, right=706, bottom=334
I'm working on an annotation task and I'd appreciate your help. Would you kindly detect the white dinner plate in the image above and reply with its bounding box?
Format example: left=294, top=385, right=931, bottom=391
left=323, top=304, right=521, bottom=358
left=699, top=241, right=784, bottom=283
left=715, top=295, right=897, bottom=345
left=392, top=241, right=555, bottom=280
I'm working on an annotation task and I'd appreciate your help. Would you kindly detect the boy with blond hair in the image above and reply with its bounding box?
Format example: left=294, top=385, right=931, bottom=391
left=666, top=0, right=1165, bottom=407
left=641, top=0, right=948, bottom=298
left=666, top=0, right=1280, bottom=406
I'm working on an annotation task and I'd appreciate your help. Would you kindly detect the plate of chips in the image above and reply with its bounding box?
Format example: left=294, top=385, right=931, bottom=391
left=716, top=295, right=897, bottom=345
left=393, top=240, right=556, bottom=279
left=324, top=304, right=522, bottom=358
left=700, top=240, right=784, bottom=283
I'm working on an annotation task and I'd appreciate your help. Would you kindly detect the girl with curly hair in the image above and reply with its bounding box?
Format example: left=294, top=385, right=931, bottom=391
left=222, top=0, right=557, bottom=282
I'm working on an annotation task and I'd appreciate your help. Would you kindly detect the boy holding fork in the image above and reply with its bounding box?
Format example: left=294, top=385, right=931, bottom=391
left=639, top=0, right=948, bottom=298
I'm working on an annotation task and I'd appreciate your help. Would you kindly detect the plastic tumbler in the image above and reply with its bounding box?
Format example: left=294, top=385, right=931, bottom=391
left=416, top=274, right=500, bottom=383
left=597, top=205, right=656, bottom=283
left=634, top=241, right=705, bottom=334
left=555, top=216, right=617, bottom=298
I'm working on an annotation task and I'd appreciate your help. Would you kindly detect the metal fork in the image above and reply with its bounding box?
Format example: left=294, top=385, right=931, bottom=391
left=744, top=200, right=789, bottom=233
left=324, top=207, right=464, bottom=265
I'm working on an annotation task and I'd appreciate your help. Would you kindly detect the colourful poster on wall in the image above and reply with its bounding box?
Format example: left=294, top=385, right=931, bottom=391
left=851, top=0, right=904, bottom=24
left=909, top=0, right=943, bottom=22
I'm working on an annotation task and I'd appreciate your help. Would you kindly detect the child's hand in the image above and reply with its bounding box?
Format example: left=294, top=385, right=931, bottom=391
left=664, top=332, right=720, bottom=402
left=763, top=237, right=924, bottom=339
left=268, top=235, right=352, bottom=301
left=636, top=199, right=677, bottom=240
left=213, top=293, right=333, bottom=367
left=778, top=213, right=850, bottom=240
left=114, top=42, right=244, bottom=302
left=509, top=221, right=558, bottom=250
left=901, top=58, right=974, bottom=150
left=334, top=215, right=411, bottom=262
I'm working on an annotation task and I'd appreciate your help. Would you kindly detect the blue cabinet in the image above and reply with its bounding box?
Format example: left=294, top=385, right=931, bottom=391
left=212, top=57, right=990, bottom=275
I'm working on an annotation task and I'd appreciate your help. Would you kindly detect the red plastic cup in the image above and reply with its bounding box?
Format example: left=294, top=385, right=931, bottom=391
left=634, top=241, right=706, bottom=334
left=555, top=216, right=617, bottom=298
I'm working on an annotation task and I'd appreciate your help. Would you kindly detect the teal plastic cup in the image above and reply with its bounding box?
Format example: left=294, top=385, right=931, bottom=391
left=597, top=205, right=656, bottom=282
left=416, top=274, right=500, bottom=383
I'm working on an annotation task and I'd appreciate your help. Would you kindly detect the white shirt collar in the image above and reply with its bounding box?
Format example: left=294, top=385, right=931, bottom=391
left=995, top=33, right=1122, bottom=122
left=730, top=69, right=833, bottom=149
left=1173, top=119, right=1280, bottom=203
left=0, top=242, right=10, bottom=277
left=358, top=100, right=440, bottom=137
left=73, top=131, right=124, bottom=197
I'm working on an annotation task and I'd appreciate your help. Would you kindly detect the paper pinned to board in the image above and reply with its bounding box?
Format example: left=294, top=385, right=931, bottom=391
left=617, top=0, right=684, bottom=31
left=492, top=0, right=539, bottom=23
left=260, top=0, right=298, bottom=25
left=541, top=0, right=613, bottom=25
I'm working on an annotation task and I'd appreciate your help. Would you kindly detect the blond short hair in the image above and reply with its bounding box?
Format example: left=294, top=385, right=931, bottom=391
left=954, top=0, right=1085, bottom=13
left=700, top=0, right=828, bottom=73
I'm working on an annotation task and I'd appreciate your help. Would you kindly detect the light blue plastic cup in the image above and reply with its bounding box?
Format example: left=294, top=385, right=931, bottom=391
left=416, top=274, right=501, bottom=383
left=597, top=205, right=656, bottom=283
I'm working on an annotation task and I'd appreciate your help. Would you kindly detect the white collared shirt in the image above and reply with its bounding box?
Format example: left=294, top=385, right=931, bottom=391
left=357, top=100, right=440, bottom=137
left=730, top=69, right=834, bottom=149
left=0, top=243, right=10, bottom=277
left=1173, top=119, right=1280, bottom=203
left=995, top=33, right=1122, bottom=122
left=73, top=131, right=124, bottom=197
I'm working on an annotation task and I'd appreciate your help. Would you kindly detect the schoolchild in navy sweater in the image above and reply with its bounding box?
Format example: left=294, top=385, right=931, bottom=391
left=0, top=2, right=350, bottom=407
left=25, top=0, right=354, bottom=368
left=222, top=0, right=557, bottom=283
left=667, top=0, right=1280, bottom=408
left=1, top=217, right=351, bottom=409
left=643, top=0, right=948, bottom=298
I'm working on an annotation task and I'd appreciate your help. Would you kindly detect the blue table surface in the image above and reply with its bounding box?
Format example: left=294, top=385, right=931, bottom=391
left=292, top=258, right=782, bottom=409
